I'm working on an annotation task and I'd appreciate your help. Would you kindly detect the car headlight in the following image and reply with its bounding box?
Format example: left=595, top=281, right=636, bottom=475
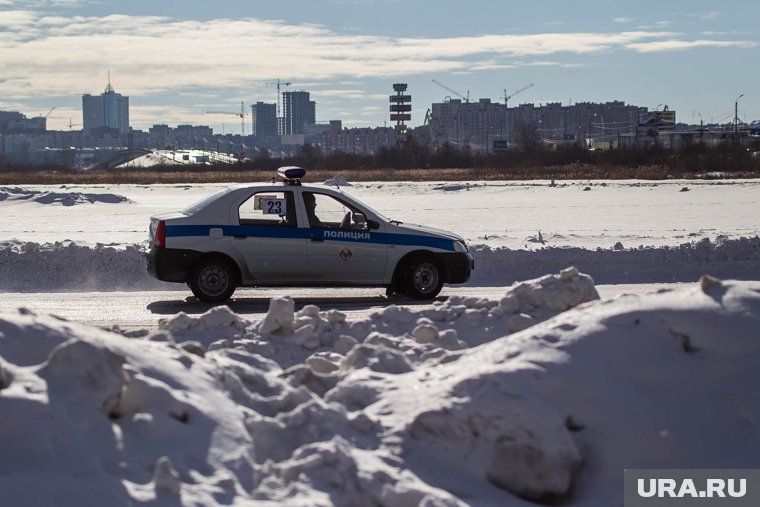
left=454, top=240, right=469, bottom=253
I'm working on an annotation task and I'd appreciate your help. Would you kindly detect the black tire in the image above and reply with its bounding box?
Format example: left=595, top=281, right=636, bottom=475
left=400, top=256, right=444, bottom=299
left=188, top=258, right=237, bottom=303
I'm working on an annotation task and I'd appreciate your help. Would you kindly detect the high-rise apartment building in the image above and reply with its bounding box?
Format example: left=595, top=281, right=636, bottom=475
left=82, top=78, right=129, bottom=135
left=251, top=102, right=277, bottom=136
left=429, top=98, right=642, bottom=152
left=281, top=91, right=315, bottom=135
left=0, top=111, right=47, bottom=133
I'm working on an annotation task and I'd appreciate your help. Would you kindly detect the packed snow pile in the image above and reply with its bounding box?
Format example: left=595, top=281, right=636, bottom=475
left=471, top=235, right=760, bottom=284
left=1, top=236, right=758, bottom=292
left=323, top=176, right=352, bottom=187
left=0, top=240, right=172, bottom=292
left=0, top=186, right=131, bottom=206
left=2, top=271, right=759, bottom=506
left=160, top=267, right=598, bottom=366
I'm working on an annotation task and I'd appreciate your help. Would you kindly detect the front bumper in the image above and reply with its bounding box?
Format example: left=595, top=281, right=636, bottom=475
left=146, top=247, right=202, bottom=283
left=439, top=252, right=475, bottom=284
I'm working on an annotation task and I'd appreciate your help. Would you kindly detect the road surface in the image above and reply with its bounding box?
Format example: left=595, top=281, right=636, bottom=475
left=0, top=283, right=691, bottom=333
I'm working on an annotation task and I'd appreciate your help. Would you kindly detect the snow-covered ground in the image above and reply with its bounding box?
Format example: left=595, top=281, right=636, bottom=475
left=2, top=270, right=759, bottom=506
left=1, top=179, right=759, bottom=505
left=3, top=179, right=760, bottom=250
left=0, top=179, right=759, bottom=291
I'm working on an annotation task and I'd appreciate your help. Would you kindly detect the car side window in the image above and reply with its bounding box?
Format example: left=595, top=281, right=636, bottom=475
left=302, top=192, right=367, bottom=230
left=239, top=191, right=295, bottom=227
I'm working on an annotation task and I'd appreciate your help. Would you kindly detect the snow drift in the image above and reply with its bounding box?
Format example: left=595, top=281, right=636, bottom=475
left=1, top=236, right=758, bottom=292
left=0, top=186, right=131, bottom=206
left=2, top=270, right=759, bottom=506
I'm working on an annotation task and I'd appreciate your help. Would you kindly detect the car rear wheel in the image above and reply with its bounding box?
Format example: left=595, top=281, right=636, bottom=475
left=401, top=256, right=444, bottom=299
left=189, top=258, right=237, bottom=303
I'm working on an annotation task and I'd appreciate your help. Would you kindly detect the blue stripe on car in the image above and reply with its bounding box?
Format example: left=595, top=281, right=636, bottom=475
left=165, top=225, right=455, bottom=251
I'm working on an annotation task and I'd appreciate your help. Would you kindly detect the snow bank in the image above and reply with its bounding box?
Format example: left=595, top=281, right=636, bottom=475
left=470, top=235, right=760, bottom=285
left=323, top=176, right=352, bottom=187
left=1, top=236, right=758, bottom=292
left=0, top=186, right=131, bottom=206
left=0, top=240, right=173, bottom=292
left=160, top=267, right=598, bottom=366
left=3, top=271, right=759, bottom=506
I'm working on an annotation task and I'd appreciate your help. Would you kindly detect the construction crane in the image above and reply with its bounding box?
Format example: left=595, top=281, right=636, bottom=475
left=265, top=79, right=292, bottom=119
left=431, top=79, right=469, bottom=102
left=503, top=83, right=534, bottom=107
left=206, top=102, right=247, bottom=160
left=68, top=118, right=82, bottom=131
left=422, top=108, right=433, bottom=145
left=31, top=107, right=56, bottom=129
left=207, top=101, right=247, bottom=137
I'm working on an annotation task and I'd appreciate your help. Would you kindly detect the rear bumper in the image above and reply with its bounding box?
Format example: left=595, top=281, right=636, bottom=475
left=439, top=252, right=474, bottom=284
left=146, top=247, right=201, bottom=282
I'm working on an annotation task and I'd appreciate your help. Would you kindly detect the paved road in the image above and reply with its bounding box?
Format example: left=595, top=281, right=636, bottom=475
left=0, top=283, right=692, bottom=333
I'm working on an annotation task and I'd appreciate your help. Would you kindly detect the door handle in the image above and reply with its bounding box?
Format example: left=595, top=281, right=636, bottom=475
left=310, top=237, right=324, bottom=242
left=233, top=234, right=247, bottom=239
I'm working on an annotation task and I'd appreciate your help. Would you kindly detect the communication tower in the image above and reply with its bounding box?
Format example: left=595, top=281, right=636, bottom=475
left=389, top=83, right=411, bottom=143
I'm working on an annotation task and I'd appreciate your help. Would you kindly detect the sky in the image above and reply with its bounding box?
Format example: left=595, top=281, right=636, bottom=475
left=1, top=0, right=758, bottom=133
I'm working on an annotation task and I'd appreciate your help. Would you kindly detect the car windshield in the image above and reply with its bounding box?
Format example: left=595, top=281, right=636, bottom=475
left=181, top=187, right=233, bottom=215
left=340, top=193, right=391, bottom=223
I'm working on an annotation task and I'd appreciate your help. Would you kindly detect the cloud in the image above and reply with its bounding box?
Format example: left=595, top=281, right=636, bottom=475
left=0, top=13, right=678, bottom=100
left=2, top=9, right=756, bottom=128
left=1, top=0, right=95, bottom=6
left=0, top=14, right=708, bottom=83
left=0, top=9, right=38, bottom=27
left=687, top=11, right=722, bottom=21
left=627, top=39, right=758, bottom=53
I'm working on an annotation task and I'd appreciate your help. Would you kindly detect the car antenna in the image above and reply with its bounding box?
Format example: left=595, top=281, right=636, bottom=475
left=327, top=176, right=340, bottom=189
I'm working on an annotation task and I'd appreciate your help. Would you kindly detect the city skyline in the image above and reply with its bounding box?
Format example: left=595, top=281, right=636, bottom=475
left=1, top=0, right=758, bottom=133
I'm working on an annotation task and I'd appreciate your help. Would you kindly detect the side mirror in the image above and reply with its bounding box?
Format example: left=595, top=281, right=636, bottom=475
left=367, top=220, right=380, bottom=230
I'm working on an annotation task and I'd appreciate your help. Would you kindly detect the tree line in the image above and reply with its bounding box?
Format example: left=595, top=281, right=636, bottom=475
left=2, top=132, right=760, bottom=178
left=246, top=133, right=760, bottom=177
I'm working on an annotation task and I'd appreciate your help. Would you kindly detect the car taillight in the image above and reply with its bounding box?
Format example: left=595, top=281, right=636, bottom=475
left=155, top=220, right=166, bottom=248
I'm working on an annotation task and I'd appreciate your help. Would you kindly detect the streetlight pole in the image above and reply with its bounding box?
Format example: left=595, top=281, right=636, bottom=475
left=735, top=93, right=744, bottom=143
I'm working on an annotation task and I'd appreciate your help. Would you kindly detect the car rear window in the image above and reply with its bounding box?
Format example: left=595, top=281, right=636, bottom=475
left=181, top=188, right=232, bottom=215
left=238, top=191, right=295, bottom=227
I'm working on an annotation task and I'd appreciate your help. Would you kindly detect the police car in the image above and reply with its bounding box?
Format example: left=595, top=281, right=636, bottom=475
left=147, top=167, right=474, bottom=303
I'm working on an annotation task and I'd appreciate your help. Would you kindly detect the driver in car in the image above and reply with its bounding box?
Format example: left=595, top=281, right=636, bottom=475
left=303, top=192, right=322, bottom=228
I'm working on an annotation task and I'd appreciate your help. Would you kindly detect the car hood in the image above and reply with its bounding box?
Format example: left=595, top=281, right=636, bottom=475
left=390, top=221, right=465, bottom=242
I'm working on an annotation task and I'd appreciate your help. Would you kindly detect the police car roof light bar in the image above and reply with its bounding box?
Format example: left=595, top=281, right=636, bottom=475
left=277, top=166, right=307, bottom=185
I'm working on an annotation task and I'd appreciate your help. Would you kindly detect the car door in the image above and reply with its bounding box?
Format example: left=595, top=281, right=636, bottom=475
left=228, top=189, right=308, bottom=283
left=300, top=191, right=388, bottom=284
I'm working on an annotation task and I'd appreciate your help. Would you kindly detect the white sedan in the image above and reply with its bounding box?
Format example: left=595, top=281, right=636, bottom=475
left=147, top=167, right=474, bottom=302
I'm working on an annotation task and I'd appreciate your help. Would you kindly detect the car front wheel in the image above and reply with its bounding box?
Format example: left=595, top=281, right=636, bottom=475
left=188, top=258, right=237, bottom=303
left=402, top=256, right=444, bottom=299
